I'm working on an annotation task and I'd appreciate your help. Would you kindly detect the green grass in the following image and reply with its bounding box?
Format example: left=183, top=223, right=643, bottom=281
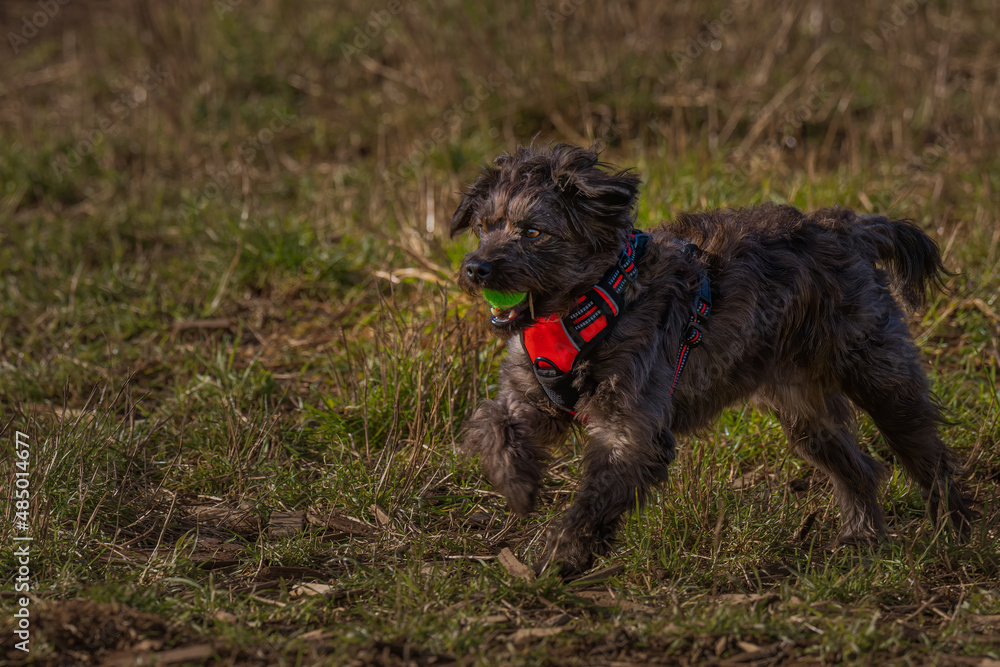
left=1, top=1, right=999, bottom=664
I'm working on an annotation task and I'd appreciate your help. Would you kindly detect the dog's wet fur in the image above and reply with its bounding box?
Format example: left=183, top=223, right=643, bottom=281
left=452, top=144, right=974, bottom=578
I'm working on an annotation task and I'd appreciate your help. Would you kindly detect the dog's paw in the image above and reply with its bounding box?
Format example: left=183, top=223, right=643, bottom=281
left=824, top=530, right=884, bottom=552
left=480, top=449, right=541, bottom=517
left=504, top=483, right=537, bottom=518
left=532, top=529, right=596, bottom=579
left=931, top=491, right=977, bottom=542
left=532, top=550, right=594, bottom=580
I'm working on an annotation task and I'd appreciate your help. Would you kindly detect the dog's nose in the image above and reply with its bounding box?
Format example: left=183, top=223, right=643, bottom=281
left=465, top=259, right=492, bottom=280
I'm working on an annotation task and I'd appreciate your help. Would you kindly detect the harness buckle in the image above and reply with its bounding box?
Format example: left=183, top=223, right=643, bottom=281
left=533, top=356, right=562, bottom=378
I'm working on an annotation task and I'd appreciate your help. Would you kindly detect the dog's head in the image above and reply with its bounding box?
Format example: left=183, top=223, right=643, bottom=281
left=451, top=144, right=641, bottom=335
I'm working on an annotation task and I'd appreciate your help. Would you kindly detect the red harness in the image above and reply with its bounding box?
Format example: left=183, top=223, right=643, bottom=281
left=520, top=232, right=648, bottom=413
left=520, top=234, right=712, bottom=415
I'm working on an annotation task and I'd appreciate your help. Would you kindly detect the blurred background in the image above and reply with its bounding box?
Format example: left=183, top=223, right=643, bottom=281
left=3, top=0, right=998, bottom=392
left=1, top=1, right=999, bottom=664
left=2, top=1, right=999, bottom=343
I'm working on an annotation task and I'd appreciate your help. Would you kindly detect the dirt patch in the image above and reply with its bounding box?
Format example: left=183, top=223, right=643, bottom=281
left=2, top=599, right=199, bottom=666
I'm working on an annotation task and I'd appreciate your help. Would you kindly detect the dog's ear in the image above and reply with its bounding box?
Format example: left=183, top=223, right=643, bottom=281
left=550, top=144, right=641, bottom=231
left=450, top=191, right=479, bottom=237
left=570, top=168, right=640, bottom=216
left=450, top=167, right=499, bottom=237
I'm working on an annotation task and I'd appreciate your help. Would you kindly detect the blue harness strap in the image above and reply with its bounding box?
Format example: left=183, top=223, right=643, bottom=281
left=669, top=263, right=713, bottom=396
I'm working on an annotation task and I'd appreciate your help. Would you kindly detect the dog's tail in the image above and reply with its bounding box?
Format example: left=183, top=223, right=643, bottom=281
left=855, top=216, right=952, bottom=309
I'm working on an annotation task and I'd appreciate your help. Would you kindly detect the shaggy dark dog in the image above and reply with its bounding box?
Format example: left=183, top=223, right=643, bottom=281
left=452, top=143, right=973, bottom=577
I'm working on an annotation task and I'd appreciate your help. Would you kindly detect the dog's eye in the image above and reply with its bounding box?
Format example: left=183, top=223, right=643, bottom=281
left=524, top=228, right=542, bottom=239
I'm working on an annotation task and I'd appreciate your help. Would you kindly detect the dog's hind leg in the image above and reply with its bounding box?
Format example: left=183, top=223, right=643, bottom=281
left=840, top=321, right=974, bottom=538
left=760, top=385, right=889, bottom=545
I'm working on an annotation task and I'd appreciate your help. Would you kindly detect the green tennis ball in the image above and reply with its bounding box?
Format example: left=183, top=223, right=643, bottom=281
left=482, top=289, right=527, bottom=309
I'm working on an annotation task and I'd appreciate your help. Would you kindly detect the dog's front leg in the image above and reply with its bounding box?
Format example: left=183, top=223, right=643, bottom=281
left=535, top=419, right=676, bottom=577
left=463, top=366, right=572, bottom=517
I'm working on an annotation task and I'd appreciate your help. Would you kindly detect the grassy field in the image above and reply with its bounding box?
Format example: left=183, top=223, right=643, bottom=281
left=1, top=0, right=999, bottom=664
